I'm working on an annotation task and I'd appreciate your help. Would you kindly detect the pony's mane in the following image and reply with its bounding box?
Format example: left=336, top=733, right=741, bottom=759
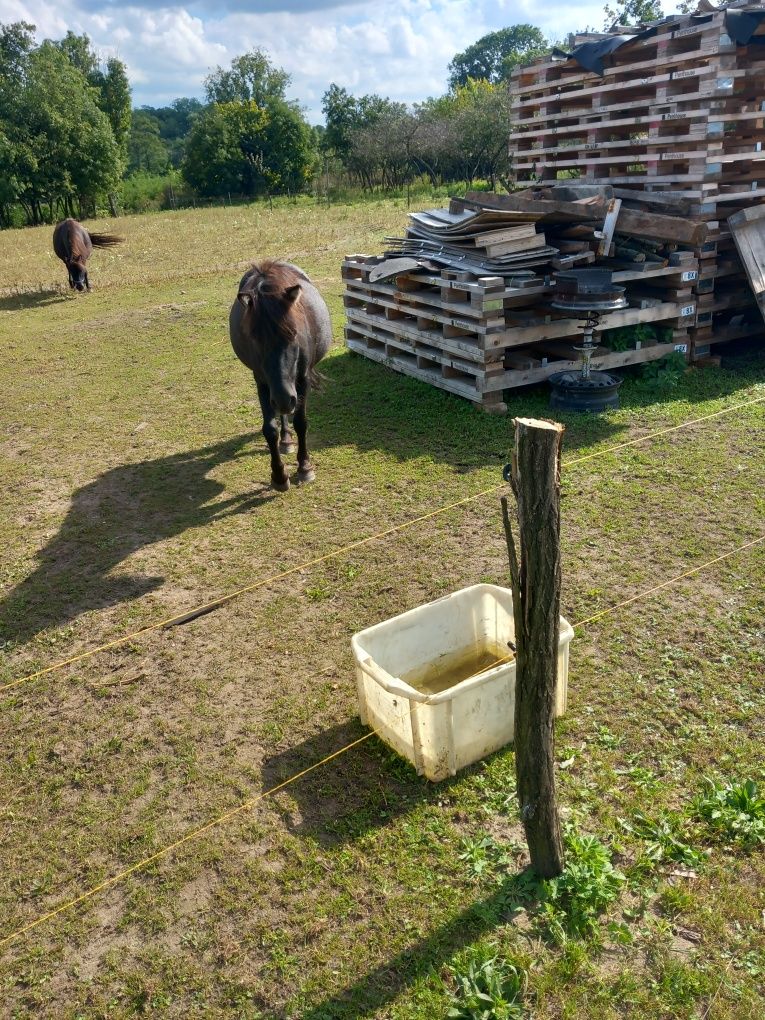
left=67, top=222, right=88, bottom=267
left=241, top=261, right=307, bottom=347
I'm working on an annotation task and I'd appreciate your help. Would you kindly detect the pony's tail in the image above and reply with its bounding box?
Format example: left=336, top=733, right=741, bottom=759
left=88, top=233, right=124, bottom=248
left=308, top=365, right=327, bottom=392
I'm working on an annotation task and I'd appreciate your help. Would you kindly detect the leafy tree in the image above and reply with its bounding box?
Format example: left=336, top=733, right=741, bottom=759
left=51, top=30, right=131, bottom=169
left=0, top=19, right=34, bottom=82
left=140, top=97, right=203, bottom=166
left=182, top=93, right=315, bottom=198
left=95, top=58, right=132, bottom=160
left=349, top=107, right=416, bottom=190
left=603, top=0, right=663, bottom=28
left=0, top=25, right=123, bottom=223
left=128, top=110, right=171, bottom=174
left=54, top=29, right=98, bottom=78
left=448, top=25, right=549, bottom=88
left=204, top=50, right=290, bottom=106
left=257, top=99, right=316, bottom=193
left=16, top=42, right=120, bottom=220
left=419, top=79, right=512, bottom=188
left=183, top=103, right=249, bottom=197
left=321, top=83, right=359, bottom=160
left=322, top=82, right=409, bottom=186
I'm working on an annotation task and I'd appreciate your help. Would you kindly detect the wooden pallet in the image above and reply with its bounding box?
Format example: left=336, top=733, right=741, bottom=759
left=346, top=321, right=686, bottom=401
left=343, top=255, right=697, bottom=410
left=506, top=9, right=765, bottom=360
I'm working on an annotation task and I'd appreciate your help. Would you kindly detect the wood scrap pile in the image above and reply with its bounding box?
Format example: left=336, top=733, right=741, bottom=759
left=342, top=185, right=700, bottom=412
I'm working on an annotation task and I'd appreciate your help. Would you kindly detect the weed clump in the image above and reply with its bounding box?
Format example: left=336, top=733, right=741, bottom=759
left=694, top=778, right=765, bottom=849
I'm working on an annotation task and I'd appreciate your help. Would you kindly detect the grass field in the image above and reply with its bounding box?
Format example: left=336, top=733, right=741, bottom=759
left=1, top=199, right=764, bottom=1019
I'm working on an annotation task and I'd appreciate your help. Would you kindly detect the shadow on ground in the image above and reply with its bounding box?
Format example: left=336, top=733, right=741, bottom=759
left=0, top=288, right=68, bottom=311
left=261, top=720, right=452, bottom=848
left=289, top=867, right=538, bottom=1020
left=0, top=434, right=275, bottom=646
left=310, top=343, right=765, bottom=472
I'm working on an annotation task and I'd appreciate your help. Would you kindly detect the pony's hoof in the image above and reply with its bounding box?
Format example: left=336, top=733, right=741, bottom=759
left=271, top=477, right=290, bottom=492
left=295, top=468, right=316, bottom=485
left=279, top=441, right=295, bottom=455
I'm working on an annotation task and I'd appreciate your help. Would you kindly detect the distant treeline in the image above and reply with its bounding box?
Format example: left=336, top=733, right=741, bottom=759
left=0, top=4, right=663, bottom=226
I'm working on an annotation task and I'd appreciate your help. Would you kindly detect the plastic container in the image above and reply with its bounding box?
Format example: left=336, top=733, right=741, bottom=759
left=351, top=584, right=574, bottom=782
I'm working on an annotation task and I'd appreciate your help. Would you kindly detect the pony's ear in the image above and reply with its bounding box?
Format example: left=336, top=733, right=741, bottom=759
left=237, top=291, right=252, bottom=308
left=284, top=284, right=301, bottom=305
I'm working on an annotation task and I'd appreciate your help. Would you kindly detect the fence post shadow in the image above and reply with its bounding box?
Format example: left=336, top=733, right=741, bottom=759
left=290, top=867, right=540, bottom=1020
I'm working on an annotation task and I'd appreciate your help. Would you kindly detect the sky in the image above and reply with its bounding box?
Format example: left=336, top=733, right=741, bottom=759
left=1, top=0, right=613, bottom=122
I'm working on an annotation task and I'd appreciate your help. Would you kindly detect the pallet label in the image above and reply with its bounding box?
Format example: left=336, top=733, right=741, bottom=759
left=673, top=25, right=700, bottom=38
left=681, top=271, right=698, bottom=282
left=674, top=343, right=689, bottom=353
left=680, top=304, right=696, bottom=317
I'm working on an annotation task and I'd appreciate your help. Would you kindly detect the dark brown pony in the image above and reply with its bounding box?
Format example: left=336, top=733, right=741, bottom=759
left=52, top=218, right=123, bottom=292
left=229, top=261, right=332, bottom=491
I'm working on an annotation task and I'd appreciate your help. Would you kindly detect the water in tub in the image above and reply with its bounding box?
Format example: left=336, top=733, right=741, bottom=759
left=401, top=640, right=513, bottom=695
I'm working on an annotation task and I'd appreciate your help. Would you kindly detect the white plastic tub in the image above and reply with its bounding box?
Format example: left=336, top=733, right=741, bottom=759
left=351, top=584, right=573, bottom=782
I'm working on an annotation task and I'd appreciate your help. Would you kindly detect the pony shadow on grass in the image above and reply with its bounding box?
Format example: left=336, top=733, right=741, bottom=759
left=0, top=289, right=68, bottom=312
left=0, top=434, right=274, bottom=648
left=262, top=724, right=543, bottom=1019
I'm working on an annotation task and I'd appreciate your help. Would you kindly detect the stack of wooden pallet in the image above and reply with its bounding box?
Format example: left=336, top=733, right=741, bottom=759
left=507, top=2, right=765, bottom=358
left=343, top=194, right=698, bottom=411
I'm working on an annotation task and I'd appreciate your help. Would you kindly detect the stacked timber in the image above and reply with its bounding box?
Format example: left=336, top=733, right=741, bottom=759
left=343, top=188, right=698, bottom=412
left=507, top=2, right=765, bottom=358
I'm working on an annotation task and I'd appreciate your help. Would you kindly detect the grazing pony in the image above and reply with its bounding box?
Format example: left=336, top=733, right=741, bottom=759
left=52, top=218, right=123, bottom=292
left=229, top=261, right=332, bottom=491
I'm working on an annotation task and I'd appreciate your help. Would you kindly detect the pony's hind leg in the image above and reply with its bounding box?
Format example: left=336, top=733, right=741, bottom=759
left=278, top=415, right=295, bottom=455
left=293, top=394, right=315, bottom=484
left=257, top=382, right=290, bottom=491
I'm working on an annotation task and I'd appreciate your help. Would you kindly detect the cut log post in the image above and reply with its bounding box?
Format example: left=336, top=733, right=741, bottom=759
left=502, top=416, right=565, bottom=879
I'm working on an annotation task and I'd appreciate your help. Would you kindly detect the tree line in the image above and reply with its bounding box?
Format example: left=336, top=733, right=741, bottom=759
left=1, top=1, right=665, bottom=227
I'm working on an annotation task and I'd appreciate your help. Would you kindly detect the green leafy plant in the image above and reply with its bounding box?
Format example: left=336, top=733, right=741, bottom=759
left=447, top=947, right=526, bottom=1020
left=694, top=778, right=765, bottom=849
left=636, top=351, right=687, bottom=391
left=459, top=835, right=513, bottom=878
left=620, top=810, right=705, bottom=869
left=538, top=830, right=625, bottom=941
left=602, top=323, right=659, bottom=352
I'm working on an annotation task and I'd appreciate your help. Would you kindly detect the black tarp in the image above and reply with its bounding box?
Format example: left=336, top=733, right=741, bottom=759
left=554, top=9, right=765, bottom=77
left=725, top=9, right=765, bottom=44
left=551, top=36, right=636, bottom=76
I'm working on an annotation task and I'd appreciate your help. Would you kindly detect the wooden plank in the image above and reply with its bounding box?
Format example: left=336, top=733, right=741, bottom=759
left=614, top=207, right=708, bottom=245
left=728, top=204, right=765, bottom=324
left=482, top=342, right=679, bottom=391
left=457, top=191, right=609, bottom=222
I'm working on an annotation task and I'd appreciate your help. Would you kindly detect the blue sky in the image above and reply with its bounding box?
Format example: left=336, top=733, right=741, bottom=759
left=2, top=0, right=622, bottom=122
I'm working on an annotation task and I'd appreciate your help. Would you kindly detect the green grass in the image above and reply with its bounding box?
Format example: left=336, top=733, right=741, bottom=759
left=0, top=200, right=764, bottom=1018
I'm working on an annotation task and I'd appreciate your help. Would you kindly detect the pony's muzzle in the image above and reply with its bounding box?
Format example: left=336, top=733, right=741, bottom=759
left=271, top=393, right=297, bottom=415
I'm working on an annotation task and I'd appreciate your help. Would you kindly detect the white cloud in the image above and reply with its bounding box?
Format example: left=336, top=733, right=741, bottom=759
left=1, top=0, right=611, bottom=115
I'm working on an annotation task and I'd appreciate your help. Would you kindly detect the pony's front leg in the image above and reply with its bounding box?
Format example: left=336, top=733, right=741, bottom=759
left=279, top=415, right=295, bottom=455
left=293, top=394, right=315, bottom=484
left=257, top=381, right=290, bottom=492
left=85, top=271, right=91, bottom=292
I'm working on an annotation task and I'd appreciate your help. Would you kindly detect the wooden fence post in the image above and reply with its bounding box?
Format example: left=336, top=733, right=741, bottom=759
left=501, top=416, right=565, bottom=879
